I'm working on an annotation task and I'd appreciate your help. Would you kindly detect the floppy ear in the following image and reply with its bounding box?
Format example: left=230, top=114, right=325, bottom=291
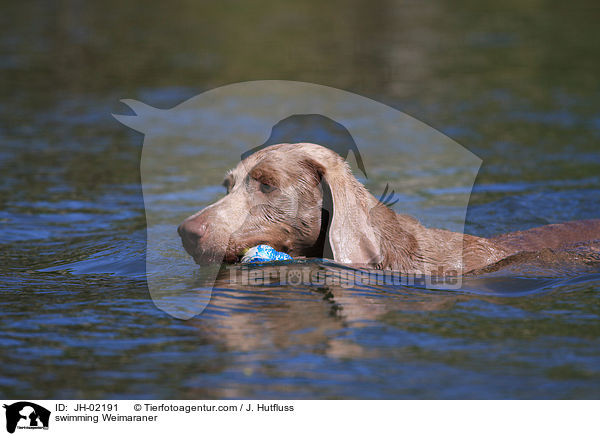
left=311, top=160, right=383, bottom=266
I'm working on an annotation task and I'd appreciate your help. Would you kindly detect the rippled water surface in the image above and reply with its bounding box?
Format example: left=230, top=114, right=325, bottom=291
left=1, top=0, right=600, bottom=398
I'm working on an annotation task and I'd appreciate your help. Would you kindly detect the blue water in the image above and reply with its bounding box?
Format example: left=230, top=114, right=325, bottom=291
left=1, top=0, right=600, bottom=399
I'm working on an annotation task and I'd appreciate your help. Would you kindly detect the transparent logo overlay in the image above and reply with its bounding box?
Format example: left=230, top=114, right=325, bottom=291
left=114, top=81, right=480, bottom=319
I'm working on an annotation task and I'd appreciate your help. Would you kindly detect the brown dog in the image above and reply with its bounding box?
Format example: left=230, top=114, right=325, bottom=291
left=178, top=143, right=600, bottom=275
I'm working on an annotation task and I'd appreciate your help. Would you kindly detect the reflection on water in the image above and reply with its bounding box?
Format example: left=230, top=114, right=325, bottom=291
left=1, top=0, right=600, bottom=398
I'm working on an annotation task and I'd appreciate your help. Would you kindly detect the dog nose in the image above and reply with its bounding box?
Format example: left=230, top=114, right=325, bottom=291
left=178, top=218, right=208, bottom=242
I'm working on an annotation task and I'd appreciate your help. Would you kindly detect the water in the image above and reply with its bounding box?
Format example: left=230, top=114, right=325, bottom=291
left=1, top=0, right=600, bottom=399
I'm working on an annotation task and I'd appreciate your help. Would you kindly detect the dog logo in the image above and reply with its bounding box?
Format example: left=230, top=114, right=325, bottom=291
left=3, top=402, right=50, bottom=434
left=114, top=80, right=479, bottom=318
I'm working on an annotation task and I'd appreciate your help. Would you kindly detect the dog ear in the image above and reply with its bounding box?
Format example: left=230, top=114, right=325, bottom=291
left=304, top=158, right=382, bottom=265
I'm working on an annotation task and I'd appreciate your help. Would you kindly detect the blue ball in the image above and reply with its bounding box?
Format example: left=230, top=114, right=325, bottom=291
left=241, top=245, right=293, bottom=263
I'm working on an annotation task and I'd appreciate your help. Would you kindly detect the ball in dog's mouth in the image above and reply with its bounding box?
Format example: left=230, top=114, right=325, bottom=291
left=240, top=245, right=293, bottom=263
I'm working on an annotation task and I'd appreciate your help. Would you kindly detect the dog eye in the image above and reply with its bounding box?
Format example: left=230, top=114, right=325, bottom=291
left=259, top=182, right=276, bottom=194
